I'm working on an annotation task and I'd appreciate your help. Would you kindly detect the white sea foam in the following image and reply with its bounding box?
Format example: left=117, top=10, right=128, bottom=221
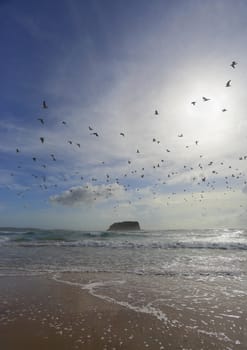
left=12, top=239, right=247, bottom=250
left=53, top=274, right=169, bottom=324
left=0, top=236, right=10, bottom=246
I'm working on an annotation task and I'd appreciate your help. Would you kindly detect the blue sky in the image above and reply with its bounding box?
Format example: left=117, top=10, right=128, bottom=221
left=1, top=0, right=247, bottom=230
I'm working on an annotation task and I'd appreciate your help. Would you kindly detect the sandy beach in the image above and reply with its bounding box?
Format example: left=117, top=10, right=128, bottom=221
left=1, top=274, right=246, bottom=350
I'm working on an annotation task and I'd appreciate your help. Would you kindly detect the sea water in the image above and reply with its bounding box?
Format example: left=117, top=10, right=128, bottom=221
left=0, top=228, right=247, bottom=347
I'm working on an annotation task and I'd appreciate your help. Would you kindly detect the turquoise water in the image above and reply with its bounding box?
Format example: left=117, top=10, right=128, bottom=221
left=0, top=228, right=246, bottom=276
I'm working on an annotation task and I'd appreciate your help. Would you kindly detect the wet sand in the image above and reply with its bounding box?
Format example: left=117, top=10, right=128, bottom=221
left=0, top=275, right=246, bottom=349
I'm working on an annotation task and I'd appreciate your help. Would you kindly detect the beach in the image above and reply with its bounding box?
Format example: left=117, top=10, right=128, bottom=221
left=1, top=228, right=247, bottom=349
left=1, top=272, right=246, bottom=350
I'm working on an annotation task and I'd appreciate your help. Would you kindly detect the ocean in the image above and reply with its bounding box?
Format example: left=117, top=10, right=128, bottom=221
left=1, top=228, right=247, bottom=348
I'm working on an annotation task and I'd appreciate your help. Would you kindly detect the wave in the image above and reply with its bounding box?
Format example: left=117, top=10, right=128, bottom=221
left=1, top=228, right=247, bottom=251
left=10, top=239, right=247, bottom=250
left=3, top=229, right=148, bottom=242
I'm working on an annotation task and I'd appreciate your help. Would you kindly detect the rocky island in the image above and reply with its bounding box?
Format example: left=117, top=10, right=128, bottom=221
left=107, top=221, right=141, bottom=231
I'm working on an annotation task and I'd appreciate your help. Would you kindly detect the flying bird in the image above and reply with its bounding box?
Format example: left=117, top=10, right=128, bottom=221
left=16, top=148, right=20, bottom=153
left=120, top=132, right=125, bottom=137
left=154, top=110, right=159, bottom=115
left=62, top=121, right=67, bottom=125
left=222, top=108, right=227, bottom=112
left=91, top=132, right=99, bottom=137
left=202, top=96, right=210, bottom=101
left=178, top=134, right=183, bottom=137
left=40, top=137, right=44, bottom=144
left=225, top=80, right=231, bottom=87
left=76, top=143, right=80, bottom=148
left=37, top=118, right=44, bottom=124
left=88, top=126, right=93, bottom=131
left=68, top=140, right=72, bottom=144
left=191, top=101, right=196, bottom=105
left=230, top=61, right=237, bottom=68
left=42, top=100, right=48, bottom=109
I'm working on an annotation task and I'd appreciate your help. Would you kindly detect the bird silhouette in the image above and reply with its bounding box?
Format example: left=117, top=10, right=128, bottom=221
left=91, top=132, right=99, bottom=137
left=230, top=61, right=237, bottom=68
left=226, top=80, right=231, bottom=87
left=88, top=126, right=93, bottom=131
left=62, top=121, right=67, bottom=125
left=154, top=110, right=159, bottom=115
left=120, top=132, right=125, bottom=137
left=222, top=108, right=227, bottom=112
left=202, top=97, right=210, bottom=101
left=76, top=143, right=80, bottom=148
left=37, top=118, right=44, bottom=124
left=42, top=100, right=48, bottom=109
left=40, top=137, right=44, bottom=144
left=16, top=148, right=20, bottom=153
left=178, top=134, right=183, bottom=137
left=68, top=140, right=72, bottom=144
left=191, top=101, right=196, bottom=105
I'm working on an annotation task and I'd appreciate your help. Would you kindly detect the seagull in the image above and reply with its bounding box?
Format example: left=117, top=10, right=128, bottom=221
left=68, top=140, right=72, bottom=144
left=42, top=100, right=48, bottom=109
left=37, top=118, right=44, bottom=124
left=154, top=110, right=159, bottom=115
left=91, top=132, right=99, bottom=137
left=222, top=108, right=227, bottom=112
left=62, top=121, right=67, bottom=125
left=166, top=149, right=171, bottom=152
left=40, top=137, right=44, bottom=144
left=76, top=143, right=80, bottom=148
left=226, top=80, right=231, bottom=87
left=202, top=96, right=210, bottom=101
left=32, top=157, right=37, bottom=162
left=178, top=134, right=183, bottom=137
left=50, top=154, right=56, bottom=161
left=88, top=126, right=93, bottom=131
left=136, top=149, right=140, bottom=153
left=191, top=101, right=196, bottom=106
left=230, top=61, right=237, bottom=68
left=195, top=140, right=199, bottom=145
left=120, top=132, right=125, bottom=137
left=16, top=148, right=20, bottom=153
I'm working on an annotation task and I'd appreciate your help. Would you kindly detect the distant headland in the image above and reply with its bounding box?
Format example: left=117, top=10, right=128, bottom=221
left=107, top=221, right=141, bottom=231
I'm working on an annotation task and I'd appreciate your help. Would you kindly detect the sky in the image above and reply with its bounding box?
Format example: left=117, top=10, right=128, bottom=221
left=1, top=0, right=247, bottom=230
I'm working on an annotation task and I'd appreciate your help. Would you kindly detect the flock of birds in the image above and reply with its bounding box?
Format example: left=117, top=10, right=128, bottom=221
left=5, top=60, right=247, bottom=214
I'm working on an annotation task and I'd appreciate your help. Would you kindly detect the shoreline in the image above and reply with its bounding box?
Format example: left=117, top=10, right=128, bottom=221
left=0, top=274, right=246, bottom=349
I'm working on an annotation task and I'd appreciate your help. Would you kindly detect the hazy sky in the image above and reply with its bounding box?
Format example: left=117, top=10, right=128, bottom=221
left=1, top=0, right=247, bottom=230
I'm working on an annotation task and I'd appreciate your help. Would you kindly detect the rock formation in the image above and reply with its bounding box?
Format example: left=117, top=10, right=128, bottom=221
left=107, top=221, right=141, bottom=231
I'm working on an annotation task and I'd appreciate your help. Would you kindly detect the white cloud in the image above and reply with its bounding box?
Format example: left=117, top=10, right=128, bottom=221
left=50, top=183, right=125, bottom=206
